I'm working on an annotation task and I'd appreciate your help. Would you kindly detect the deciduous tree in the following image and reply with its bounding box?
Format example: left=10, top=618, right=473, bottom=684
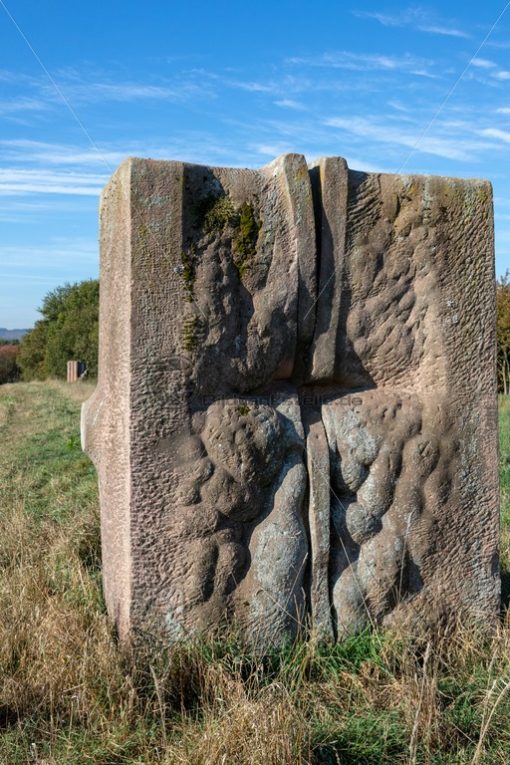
left=18, top=280, right=99, bottom=381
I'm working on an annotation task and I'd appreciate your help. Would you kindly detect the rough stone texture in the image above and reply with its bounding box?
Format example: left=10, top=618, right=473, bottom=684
left=82, top=154, right=499, bottom=645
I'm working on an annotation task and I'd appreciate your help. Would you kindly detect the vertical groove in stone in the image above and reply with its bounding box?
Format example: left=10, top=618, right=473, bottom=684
left=308, top=156, right=349, bottom=382
left=303, top=405, right=334, bottom=642
left=276, top=153, right=317, bottom=383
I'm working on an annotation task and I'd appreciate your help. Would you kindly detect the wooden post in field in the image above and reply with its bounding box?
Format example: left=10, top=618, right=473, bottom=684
left=67, top=360, right=79, bottom=383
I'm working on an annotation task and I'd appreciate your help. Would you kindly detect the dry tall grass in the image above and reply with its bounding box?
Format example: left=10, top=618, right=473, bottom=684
left=1, top=381, right=510, bottom=764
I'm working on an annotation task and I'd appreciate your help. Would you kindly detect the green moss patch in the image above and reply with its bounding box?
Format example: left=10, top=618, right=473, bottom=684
left=182, top=315, right=202, bottom=352
left=194, top=194, right=261, bottom=281
left=232, top=202, right=261, bottom=280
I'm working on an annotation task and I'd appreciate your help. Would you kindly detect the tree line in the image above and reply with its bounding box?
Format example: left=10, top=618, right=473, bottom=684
left=0, top=280, right=99, bottom=384
left=2, top=275, right=510, bottom=391
left=498, top=273, right=510, bottom=395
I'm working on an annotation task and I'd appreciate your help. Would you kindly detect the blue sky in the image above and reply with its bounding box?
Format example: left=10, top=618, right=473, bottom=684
left=2, top=0, right=510, bottom=327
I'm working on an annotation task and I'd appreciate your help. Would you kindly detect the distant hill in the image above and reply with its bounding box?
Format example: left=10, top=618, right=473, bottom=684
left=0, top=328, right=30, bottom=341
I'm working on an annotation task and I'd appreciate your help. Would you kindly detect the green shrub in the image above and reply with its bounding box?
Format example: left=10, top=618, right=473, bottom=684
left=18, top=280, right=99, bottom=381
left=0, top=344, right=20, bottom=383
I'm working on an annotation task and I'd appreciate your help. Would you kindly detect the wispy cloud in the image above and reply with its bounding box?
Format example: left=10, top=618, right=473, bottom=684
left=274, top=99, right=306, bottom=110
left=388, top=100, right=410, bottom=112
left=0, top=69, right=39, bottom=85
left=355, top=8, right=470, bottom=38
left=0, top=139, right=124, bottom=168
left=472, top=58, right=496, bottom=69
left=0, top=65, right=215, bottom=107
left=251, top=141, right=296, bottom=157
left=486, top=39, right=510, bottom=49
left=0, top=238, right=98, bottom=306
left=193, top=70, right=317, bottom=98
left=44, top=79, right=208, bottom=104
left=288, top=51, right=437, bottom=77
left=0, top=168, right=107, bottom=196
left=0, top=132, right=270, bottom=192
left=333, top=157, right=389, bottom=174
left=0, top=238, right=97, bottom=265
left=227, top=80, right=277, bottom=93
left=0, top=97, right=49, bottom=115
left=324, top=116, right=497, bottom=161
left=480, top=128, right=510, bottom=143
left=417, top=24, right=468, bottom=38
left=0, top=198, right=94, bottom=223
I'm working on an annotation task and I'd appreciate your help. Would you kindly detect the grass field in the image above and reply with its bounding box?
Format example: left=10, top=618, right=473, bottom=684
left=2, top=381, right=510, bottom=764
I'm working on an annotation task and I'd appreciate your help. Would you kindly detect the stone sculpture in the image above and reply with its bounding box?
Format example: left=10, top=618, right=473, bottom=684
left=82, top=153, right=499, bottom=645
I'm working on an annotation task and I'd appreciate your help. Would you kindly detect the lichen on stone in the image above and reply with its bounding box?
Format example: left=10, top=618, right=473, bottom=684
left=137, top=223, right=150, bottom=256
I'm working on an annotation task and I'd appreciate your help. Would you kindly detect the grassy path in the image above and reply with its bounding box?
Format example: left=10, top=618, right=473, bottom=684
left=1, top=381, right=510, bottom=764
left=0, top=381, right=98, bottom=521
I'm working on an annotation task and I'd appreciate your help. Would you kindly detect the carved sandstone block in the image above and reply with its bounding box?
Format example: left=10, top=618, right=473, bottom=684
left=82, top=154, right=498, bottom=645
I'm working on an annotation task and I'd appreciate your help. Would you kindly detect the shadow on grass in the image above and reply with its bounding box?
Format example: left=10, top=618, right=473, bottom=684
left=502, top=568, right=510, bottom=612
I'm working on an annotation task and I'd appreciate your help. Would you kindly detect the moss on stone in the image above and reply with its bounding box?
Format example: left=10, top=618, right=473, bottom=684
left=232, top=202, right=261, bottom=281
left=194, top=194, right=239, bottom=234
left=477, top=184, right=491, bottom=205
left=183, top=315, right=201, bottom=352
left=236, top=403, right=250, bottom=416
left=193, top=194, right=261, bottom=282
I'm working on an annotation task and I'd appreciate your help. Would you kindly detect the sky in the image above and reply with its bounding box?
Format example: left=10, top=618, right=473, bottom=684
left=2, top=0, right=510, bottom=327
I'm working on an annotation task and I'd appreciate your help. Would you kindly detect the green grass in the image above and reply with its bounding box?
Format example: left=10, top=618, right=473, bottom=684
left=500, top=395, right=510, bottom=607
left=1, top=381, right=510, bottom=764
